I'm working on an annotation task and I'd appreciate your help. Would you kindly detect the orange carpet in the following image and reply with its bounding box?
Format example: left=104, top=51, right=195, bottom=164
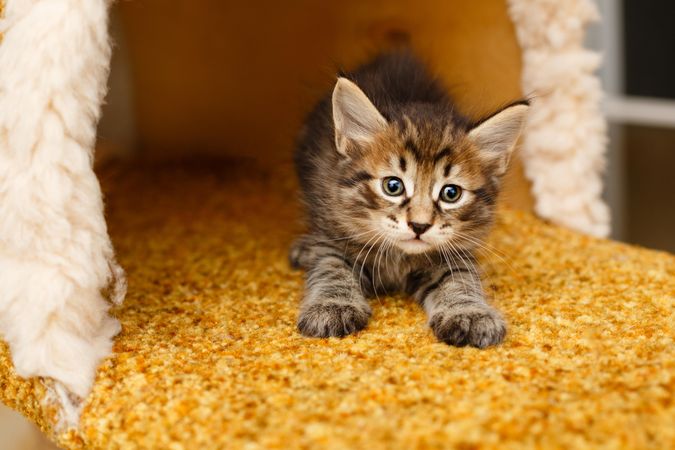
left=1, top=160, right=673, bottom=449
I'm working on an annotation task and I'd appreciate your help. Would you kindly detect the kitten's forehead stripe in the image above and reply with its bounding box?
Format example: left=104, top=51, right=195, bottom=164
left=433, top=147, right=452, bottom=164
left=399, top=157, right=407, bottom=172
left=359, top=185, right=381, bottom=210
left=405, top=139, right=422, bottom=161
left=443, top=164, right=452, bottom=178
left=338, top=171, right=373, bottom=187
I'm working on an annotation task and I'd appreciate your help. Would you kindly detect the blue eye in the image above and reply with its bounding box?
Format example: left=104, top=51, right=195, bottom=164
left=440, top=184, right=462, bottom=203
left=382, top=177, right=405, bottom=196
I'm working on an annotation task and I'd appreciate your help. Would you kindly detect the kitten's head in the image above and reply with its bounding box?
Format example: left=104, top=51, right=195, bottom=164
left=332, top=77, right=528, bottom=255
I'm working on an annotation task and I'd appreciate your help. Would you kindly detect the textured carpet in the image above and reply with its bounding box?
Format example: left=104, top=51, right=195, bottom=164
left=1, top=160, right=673, bottom=449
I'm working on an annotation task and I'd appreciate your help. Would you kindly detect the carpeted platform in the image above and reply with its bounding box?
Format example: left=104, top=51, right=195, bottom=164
left=1, top=160, right=673, bottom=449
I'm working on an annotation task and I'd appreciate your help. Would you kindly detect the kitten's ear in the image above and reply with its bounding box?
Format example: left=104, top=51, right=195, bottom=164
left=332, top=77, right=388, bottom=156
left=467, top=103, right=529, bottom=176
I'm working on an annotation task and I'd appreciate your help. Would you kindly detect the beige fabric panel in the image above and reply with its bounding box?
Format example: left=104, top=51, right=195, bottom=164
left=116, top=0, right=532, bottom=209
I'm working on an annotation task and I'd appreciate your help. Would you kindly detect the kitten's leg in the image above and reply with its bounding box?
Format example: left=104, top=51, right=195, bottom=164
left=408, top=265, right=506, bottom=348
left=0, top=0, right=123, bottom=422
left=296, top=243, right=371, bottom=338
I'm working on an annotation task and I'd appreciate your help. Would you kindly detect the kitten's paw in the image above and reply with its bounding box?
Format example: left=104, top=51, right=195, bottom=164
left=298, top=302, right=371, bottom=338
left=289, top=236, right=315, bottom=270
left=289, top=239, right=305, bottom=269
left=429, top=305, right=506, bottom=348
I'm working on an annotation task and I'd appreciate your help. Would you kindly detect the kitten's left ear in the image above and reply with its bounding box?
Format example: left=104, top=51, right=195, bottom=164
left=332, top=77, right=388, bottom=156
left=468, top=102, right=529, bottom=176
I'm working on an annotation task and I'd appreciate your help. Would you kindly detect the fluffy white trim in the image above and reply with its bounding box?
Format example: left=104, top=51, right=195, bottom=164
left=507, top=0, right=611, bottom=237
left=0, top=0, right=123, bottom=427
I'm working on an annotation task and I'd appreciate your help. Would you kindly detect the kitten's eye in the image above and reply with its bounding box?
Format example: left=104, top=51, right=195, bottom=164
left=440, top=184, right=462, bottom=203
left=382, top=177, right=405, bottom=196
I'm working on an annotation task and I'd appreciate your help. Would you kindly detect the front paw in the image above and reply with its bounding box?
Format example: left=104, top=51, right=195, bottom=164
left=288, top=238, right=306, bottom=269
left=289, top=235, right=315, bottom=270
left=298, top=302, right=371, bottom=338
left=429, top=305, right=506, bottom=348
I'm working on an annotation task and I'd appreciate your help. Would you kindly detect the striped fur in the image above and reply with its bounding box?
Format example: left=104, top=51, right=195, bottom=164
left=293, top=51, right=527, bottom=347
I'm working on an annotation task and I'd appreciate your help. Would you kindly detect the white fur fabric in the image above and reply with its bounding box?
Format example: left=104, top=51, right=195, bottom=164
left=507, top=0, right=610, bottom=237
left=0, top=0, right=123, bottom=426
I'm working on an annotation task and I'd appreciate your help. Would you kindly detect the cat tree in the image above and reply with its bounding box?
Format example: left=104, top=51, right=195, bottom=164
left=0, top=0, right=672, bottom=448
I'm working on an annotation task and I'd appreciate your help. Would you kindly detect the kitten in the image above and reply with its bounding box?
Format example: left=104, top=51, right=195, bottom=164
left=291, top=52, right=528, bottom=348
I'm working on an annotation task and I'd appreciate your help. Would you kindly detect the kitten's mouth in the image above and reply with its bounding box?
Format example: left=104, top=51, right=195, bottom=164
left=398, top=237, right=432, bottom=254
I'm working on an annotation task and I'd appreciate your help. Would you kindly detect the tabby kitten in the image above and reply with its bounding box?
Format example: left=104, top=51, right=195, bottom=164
left=291, top=52, right=528, bottom=348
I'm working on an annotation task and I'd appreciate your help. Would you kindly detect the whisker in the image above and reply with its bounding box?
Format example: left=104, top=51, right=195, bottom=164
left=452, top=231, right=520, bottom=279
left=312, top=229, right=378, bottom=244
left=351, top=232, right=380, bottom=291
left=342, top=232, right=373, bottom=262
left=455, top=241, right=483, bottom=300
left=442, top=243, right=468, bottom=298
left=375, top=237, right=389, bottom=297
left=447, top=241, right=482, bottom=297
left=438, top=245, right=459, bottom=297
left=360, top=233, right=384, bottom=297
left=453, top=230, right=511, bottom=259
left=372, top=236, right=386, bottom=301
left=376, top=236, right=395, bottom=303
left=384, top=238, right=396, bottom=289
left=423, top=250, right=433, bottom=266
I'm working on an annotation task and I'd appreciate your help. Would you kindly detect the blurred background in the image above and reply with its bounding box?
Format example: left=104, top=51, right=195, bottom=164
left=97, top=0, right=675, bottom=253
left=589, top=0, right=675, bottom=253
left=2, top=0, right=674, bottom=448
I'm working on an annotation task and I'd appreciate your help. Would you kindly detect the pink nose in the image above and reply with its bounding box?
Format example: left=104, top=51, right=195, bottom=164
left=408, top=222, right=431, bottom=236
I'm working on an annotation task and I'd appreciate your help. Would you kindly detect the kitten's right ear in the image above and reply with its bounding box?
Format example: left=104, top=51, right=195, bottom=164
left=332, top=77, right=387, bottom=156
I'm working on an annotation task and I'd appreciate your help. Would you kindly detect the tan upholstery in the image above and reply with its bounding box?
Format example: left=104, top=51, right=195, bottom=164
left=1, top=161, right=673, bottom=449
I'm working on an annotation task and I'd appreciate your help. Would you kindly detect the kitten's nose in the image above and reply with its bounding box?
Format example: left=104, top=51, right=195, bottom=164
left=408, top=222, right=431, bottom=236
